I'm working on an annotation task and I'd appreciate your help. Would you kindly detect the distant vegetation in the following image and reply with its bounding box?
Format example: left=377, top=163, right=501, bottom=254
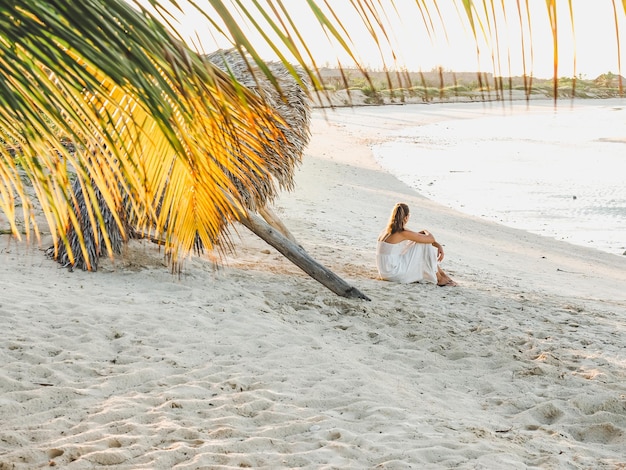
left=316, top=67, right=625, bottom=106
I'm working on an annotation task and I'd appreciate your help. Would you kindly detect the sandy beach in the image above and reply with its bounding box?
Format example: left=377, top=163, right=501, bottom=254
left=2, top=103, right=625, bottom=468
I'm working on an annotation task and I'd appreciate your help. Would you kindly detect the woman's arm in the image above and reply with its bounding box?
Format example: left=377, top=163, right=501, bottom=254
left=402, top=229, right=435, bottom=244
left=406, top=229, right=445, bottom=261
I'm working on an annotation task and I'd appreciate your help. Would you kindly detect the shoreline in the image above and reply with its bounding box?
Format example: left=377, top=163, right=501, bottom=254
left=368, top=99, right=626, bottom=258
left=1, top=103, right=625, bottom=468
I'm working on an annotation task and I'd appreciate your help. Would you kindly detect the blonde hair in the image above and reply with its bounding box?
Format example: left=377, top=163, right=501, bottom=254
left=378, top=203, right=409, bottom=241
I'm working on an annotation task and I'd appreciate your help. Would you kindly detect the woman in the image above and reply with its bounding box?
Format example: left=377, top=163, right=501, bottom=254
left=377, top=203, right=456, bottom=286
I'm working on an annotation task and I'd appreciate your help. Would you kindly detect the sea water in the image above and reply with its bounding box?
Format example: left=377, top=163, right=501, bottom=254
left=372, top=99, right=626, bottom=257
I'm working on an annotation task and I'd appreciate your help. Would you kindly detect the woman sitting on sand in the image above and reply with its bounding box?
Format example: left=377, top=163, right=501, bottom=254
left=377, top=202, right=456, bottom=286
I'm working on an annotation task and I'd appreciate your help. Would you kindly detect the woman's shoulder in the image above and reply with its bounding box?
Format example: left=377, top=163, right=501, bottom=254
left=380, top=232, right=407, bottom=244
left=402, top=228, right=426, bottom=237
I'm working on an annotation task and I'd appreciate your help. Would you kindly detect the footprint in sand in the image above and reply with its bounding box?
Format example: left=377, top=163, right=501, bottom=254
left=567, top=423, right=624, bottom=444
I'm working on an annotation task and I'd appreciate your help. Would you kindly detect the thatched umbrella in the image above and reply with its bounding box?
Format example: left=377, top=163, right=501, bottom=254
left=50, top=48, right=309, bottom=267
left=205, top=49, right=311, bottom=244
left=48, top=49, right=368, bottom=300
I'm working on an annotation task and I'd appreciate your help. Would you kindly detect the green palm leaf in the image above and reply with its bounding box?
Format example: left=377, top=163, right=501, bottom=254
left=1, top=0, right=293, bottom=269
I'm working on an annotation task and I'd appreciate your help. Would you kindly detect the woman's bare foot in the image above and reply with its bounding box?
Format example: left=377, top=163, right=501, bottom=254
left=436, top=268, right=457, bottom=287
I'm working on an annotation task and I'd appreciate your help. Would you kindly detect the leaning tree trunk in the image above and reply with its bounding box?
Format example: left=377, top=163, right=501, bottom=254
left=238, top=208, right=370, bottom=301
left=258, top=204, right=298, bottom=243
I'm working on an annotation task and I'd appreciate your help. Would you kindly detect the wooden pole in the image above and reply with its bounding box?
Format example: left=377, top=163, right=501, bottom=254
left=238, top=209, right=371, bottom=301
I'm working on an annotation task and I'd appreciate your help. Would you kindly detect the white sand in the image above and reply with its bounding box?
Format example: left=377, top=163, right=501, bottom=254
left=1, top=103, right=625, bottom=469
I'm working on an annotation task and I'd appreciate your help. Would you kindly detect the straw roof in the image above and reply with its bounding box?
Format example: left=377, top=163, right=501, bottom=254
left=206, top=49, right=311, bottom=208
left=49, top=49, right=311, bottom=271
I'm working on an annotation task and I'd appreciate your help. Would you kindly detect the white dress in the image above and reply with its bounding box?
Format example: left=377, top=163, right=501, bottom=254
left=376, top=240, right=438, bottom=284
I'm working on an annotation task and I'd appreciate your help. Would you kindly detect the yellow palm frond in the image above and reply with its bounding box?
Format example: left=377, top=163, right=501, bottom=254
left=1, top=0, right=293, bottom=269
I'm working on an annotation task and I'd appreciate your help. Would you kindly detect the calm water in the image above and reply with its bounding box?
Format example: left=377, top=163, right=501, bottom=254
left=373, top=100, right=626, bottom=256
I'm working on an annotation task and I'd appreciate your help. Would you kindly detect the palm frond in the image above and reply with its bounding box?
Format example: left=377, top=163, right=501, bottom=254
left=1, top=0, right=298, bottom=269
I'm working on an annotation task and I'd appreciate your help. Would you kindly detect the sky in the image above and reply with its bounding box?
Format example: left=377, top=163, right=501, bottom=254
left=151, top=0, right=626, bottom=79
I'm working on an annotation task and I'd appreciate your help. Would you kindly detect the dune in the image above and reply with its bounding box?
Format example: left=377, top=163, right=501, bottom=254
left=1, top=103, right=625, bottom=469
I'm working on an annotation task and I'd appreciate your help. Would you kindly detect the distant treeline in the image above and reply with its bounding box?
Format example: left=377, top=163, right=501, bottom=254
left=317, top=67, right=625, bottom=100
